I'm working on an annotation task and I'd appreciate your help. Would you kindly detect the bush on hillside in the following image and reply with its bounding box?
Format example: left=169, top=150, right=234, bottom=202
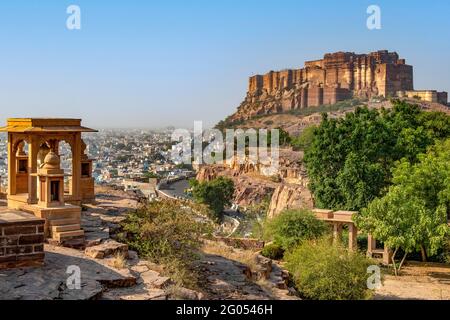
left=263, top=209, right=327, bottom=251
left=261, top=243, right=284, bottom=260
left=285, top=238, right=374, bottom=300
left=120, top=200, right=211, bottom=286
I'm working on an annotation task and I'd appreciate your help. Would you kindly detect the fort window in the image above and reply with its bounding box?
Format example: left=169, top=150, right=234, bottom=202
left=50, top=181, right=60, bottom=202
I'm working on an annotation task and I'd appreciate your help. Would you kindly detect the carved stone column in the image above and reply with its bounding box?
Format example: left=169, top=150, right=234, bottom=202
left=71, top=133, right=81, bottom=202
left=27, top=135, right=39, bottom=204
left=8, top=133, right=17, bottom=196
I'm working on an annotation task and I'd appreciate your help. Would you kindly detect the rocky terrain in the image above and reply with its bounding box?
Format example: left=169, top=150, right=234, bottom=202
left=196, top=149, right=313, bottom=218
left=223, top=98, right=448, bottom=137
left=0, top=187, right=298, bottom=300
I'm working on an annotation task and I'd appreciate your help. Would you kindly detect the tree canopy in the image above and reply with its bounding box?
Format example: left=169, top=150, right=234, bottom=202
left=263, top=209, right=327, bottom=251
left=354, top=139, right=450, bottom=274
left=304, top=100, right=450, bottom=211
left=189, top=176, right=235, bottom=222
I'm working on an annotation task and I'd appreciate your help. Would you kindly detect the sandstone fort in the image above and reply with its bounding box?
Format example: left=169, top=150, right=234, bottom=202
left=231, top=50, right=448, bottom=121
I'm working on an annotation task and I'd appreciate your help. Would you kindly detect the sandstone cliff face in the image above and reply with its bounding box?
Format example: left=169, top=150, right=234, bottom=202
left=267, top=183, right=314, bottom=219
left=195, top=149, right=313, bottom=216
left=196, top=164, right=278, bottom=207
left=229, top=50, right=413, bottom=122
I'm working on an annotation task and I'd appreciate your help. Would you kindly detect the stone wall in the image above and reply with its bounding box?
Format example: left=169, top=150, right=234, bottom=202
left=0, top=211, right=45, bottom=269
left=398, top=90, right=448, bottom=105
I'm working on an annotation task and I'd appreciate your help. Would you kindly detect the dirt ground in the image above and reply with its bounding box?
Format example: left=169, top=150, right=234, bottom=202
left=374, top=262, right=450, bottom=300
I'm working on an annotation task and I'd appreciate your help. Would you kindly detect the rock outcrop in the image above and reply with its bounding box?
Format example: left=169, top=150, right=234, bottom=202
left=267, top=183, right=314, bottom=219
left=229, top=50, right=414, bottom=122
left=196, top=149, right=313, bottom=216
left=85, top=240, right=129, bottom=259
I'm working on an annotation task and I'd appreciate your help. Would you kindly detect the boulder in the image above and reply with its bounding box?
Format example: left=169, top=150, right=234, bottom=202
left=85, top=240, right=128, bottom=259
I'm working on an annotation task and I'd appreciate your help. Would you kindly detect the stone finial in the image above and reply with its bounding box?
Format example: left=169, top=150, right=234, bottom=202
left=42, top=151, right=61, bottom=169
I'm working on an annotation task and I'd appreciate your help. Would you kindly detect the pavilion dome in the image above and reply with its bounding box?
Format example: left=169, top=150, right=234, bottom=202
left=43, top=151, right=60, bottom=169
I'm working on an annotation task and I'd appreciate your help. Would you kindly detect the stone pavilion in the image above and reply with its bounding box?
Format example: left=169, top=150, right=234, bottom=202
left=0, top=118, right=97, bottom=268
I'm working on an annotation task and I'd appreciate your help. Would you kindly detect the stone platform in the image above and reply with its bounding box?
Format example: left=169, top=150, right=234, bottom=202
left=0, top=210, right=45, bottom=269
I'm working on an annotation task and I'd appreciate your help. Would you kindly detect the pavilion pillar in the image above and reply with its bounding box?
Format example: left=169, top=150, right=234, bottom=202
left=27, top=136, right=39, bottom=204
left=71, top=133, right=82, bottom=202
left=7, top=133, right=17, bottom=196
left=348, top=223, right=358, bottom=251
left=367, top=234, right=376, bottom=255
left=332, top=223, right=343, bottom=244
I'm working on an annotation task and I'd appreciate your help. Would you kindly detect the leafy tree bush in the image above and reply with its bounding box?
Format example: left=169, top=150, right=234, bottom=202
left=285, top=238, right=374, bottom=300
left=189, top=177, right=235, bottom=222
left=261, top=243, right=284, bottom=260
left=291, top=125, right=317, bottom=151
left=355, top=139, right=450, bottom=274
left=120, top=200, right=211, bottom=286
left=263, top=209, right=327, bottom=251
left=304, top=100, right=450, bottom=210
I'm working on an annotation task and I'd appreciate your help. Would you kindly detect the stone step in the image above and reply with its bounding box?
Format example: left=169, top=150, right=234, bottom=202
left=54, top=229, right=85, bottom=241
left=49, top=218, right=80, bottom=226
left=51, top=224, right=81, bottom=233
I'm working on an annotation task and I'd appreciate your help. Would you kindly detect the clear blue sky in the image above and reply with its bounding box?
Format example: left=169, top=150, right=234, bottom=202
left=0, top=0, right=448, bottom=129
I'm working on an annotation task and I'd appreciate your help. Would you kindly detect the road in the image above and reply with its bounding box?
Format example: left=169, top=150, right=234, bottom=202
left=158, top=179, right=191, bottom=200
left=159, top=179, right=243, bottom=236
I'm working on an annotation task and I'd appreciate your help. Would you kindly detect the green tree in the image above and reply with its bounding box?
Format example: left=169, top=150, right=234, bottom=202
left=304, top=100, right=450, bottom=210
left=190, top=177, right=235, bottom=222
left=291, top=125, right=317, bottom=151
left=263, top=209, right=327, bottom=251
left=354, top=139, right=450, bottom=275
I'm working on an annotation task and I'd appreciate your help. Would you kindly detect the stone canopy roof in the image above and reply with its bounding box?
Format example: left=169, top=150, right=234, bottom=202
left=0, top=118, right=97, bottom=133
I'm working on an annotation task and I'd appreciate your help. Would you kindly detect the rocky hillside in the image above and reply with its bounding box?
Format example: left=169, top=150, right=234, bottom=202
left=196, top=149, right=314, bottom=217
left=221, top=98, right=449, bottom=137
left=212, top=94, right=449, bottom=217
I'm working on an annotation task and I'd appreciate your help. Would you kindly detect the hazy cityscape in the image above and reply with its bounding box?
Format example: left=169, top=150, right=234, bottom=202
left=0, top=128, right=188, bottom=191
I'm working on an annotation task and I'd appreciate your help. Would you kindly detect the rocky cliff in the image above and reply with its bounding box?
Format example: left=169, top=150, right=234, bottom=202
left=196, top=149, right=313, bottom=216
left=228, top=50, right=413, bottom=122
left=267, top=183, right=314, bottom=218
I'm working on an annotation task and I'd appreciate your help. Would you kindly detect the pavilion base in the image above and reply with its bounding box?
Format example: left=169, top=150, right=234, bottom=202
left=81, top=177, right=96, bottom=203
left=69, top=177, right=96, bottom=204
left=7, top=194, right=31, bottom=210
left=19, top=204, right=85, bottom=248
left=64, top=195, right=82, bottom=207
